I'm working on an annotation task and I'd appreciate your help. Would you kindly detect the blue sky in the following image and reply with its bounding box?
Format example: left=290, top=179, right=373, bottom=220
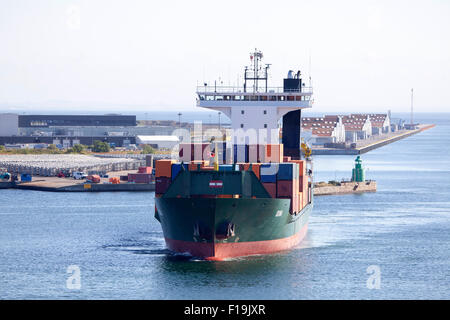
left=0, top=0, right=449, bottom=113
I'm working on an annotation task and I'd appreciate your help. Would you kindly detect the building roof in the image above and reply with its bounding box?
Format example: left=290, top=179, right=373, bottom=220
left=136, top=135, right=180, bottom=143
left=344, top=123, right=366, bottom=131
left=311, top=129, right=333, bottom=136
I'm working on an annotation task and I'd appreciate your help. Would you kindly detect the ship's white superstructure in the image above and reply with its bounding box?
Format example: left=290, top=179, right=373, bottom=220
left=196, top=49, right=313, bottom=144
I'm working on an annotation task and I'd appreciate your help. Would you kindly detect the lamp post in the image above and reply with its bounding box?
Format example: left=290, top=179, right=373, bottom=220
left=218, top=112, right=221, bottom=130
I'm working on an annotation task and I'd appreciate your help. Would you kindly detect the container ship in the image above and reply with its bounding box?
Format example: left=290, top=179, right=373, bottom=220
left=154, top=50, right=314, bottom=260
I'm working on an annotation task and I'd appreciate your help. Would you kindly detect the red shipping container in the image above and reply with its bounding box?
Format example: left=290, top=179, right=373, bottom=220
left=138, top=166, right=152, bottom=174
left=129, top=173, right=152, bottom=183
left=262, top=182, right=276, bottom=198
left=137, top=174, right=152, bottom=183
left=155, top=176, right=172, bottom=194
left=277, top=180, right=293, bottom=198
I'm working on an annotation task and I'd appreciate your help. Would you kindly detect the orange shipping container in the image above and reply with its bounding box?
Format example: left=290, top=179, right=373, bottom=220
left=292, top=193, right=299, bottom=214
left=109, top=177, right=120, bottom=184
left=155, top=159, right=175, bottom=178
left=262, top=144, right=284, bottom=163
left=243, top=163, right=261, bottom=179
left=87, top=175, right=101, bottom=183
left=298, top=192, right=303, bottom=211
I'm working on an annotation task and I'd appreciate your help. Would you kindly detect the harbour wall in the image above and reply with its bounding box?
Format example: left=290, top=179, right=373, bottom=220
left=314, top=181, right=377, bottom=196
left=9, top=182, right=155, bottom=192
left=312, top=124, right=435, bottom=155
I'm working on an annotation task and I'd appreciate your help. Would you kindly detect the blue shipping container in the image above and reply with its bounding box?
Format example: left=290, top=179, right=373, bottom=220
left=21, top=174, right=32, bottom=182
left=260, top=163, right=278, bottom=183
left=276, top=163, right=299, bottom=181
left=171, top=163, right=189, bottom=181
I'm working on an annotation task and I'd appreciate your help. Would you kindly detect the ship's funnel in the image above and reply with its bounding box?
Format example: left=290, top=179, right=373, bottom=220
left=282, top=73, right=302, bottom=160
left=282, top=110, right=301, bottom=160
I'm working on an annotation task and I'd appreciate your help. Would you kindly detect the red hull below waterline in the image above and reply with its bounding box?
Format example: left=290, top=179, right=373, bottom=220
left=165, top=223, right=308, bottom=261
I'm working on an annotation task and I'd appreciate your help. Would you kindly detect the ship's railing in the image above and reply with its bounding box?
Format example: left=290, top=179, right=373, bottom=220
left=197, top=94, right=313, bottom=102
left=196, top=86, right=313, bottom=95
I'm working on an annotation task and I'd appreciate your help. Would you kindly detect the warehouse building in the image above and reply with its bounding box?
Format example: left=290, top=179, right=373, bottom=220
left=0, top=113, right=137, bottom=147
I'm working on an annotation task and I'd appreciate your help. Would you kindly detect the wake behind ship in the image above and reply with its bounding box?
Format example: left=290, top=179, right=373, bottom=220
left=154, top=50, right=314, bottom=260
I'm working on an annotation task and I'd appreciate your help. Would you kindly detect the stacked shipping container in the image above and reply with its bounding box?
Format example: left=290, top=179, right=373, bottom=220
left=127, top=166, right=154, bottom=184
left=154, top=156, right=310, bottom=214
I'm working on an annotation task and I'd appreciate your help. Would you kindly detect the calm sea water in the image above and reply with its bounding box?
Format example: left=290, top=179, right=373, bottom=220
left=1, top=113, right=449, bottom=300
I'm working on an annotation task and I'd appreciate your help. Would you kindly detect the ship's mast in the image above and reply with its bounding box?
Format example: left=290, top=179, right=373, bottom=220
left=244, top=49, right=270, bottom=93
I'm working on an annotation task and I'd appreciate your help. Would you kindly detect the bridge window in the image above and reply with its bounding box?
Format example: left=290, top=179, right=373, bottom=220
left=269, top=96, right=277, bottom=101
left=277, top=96, right=285, bottom=101
left=241, top=110, right=244, bottom=115
left=250, top=95, right=258, bottom=101
left=260, top=96, right=267, bottom=101
left=296, top=95, right=302, bottom=101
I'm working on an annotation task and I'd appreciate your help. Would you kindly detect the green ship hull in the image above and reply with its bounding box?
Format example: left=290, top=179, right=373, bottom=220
left=154, top=170, right=312, bottom=260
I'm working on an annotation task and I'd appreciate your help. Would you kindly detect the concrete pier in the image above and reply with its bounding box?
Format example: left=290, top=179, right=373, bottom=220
left=314, top=181, right=377, bottom=196
left=0, top=170, right=155, bottom=192
left=14, top=181, right=155, bottom=192
left=312, top=124, right=435, bottom=155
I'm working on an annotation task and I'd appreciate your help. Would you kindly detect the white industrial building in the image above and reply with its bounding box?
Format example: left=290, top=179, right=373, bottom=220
left=136, top=135, right=180, bottom=149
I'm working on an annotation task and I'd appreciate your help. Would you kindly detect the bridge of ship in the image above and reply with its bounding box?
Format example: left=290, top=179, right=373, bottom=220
left=196, top=86, right=313, bottom=104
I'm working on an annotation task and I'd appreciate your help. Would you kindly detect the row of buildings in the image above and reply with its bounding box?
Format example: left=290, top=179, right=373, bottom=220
left=0, top=114, right=182, bottom=149
left=0, top=112, right=407, bottom=150
left=301, top=113, right=403, bottom=146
